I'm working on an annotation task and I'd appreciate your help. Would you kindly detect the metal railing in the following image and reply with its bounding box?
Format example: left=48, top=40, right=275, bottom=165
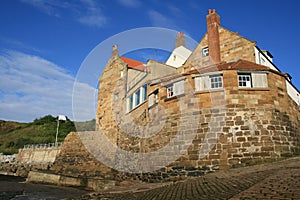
left=23, top=142, right=63, bottom=149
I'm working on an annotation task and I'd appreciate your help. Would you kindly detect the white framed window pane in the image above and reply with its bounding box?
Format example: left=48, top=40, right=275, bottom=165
left=252, top=73, right=268, bottom=88
left=135, top=90, right=140, bottom=106
left=202, top=47, right=209, bottom=57
left=210, top=75, right=223, bottom=89
left=174, top=80, right=184, bottom=96
left=199, top=76, right=210, bottom=91
left=148, top=93, right=154, bottom=107
left=238, top=74, right=251, bottom=88
left=128, top=95, right=133, bottom=111
left=167, top=86, right=174, bottom=98
left=141, top=84, right=147, bottom=102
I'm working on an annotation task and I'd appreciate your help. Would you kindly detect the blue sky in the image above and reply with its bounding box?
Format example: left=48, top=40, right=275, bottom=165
left=0, top=0, right=300, bottom=122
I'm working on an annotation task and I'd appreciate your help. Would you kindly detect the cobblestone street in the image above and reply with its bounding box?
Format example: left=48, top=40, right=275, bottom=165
left=81, top=156, right=300, bottom=200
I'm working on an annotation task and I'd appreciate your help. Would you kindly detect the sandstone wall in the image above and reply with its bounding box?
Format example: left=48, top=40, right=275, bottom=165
left=186, top=27, right=256, bottom=71
left=17, top=146, right=60, bottom=164
left=50, top=132, right=116, bottom=180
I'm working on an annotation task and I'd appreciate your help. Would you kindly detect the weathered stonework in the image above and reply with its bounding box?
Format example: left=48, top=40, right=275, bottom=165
left=41, top=10, right=300, bottom=186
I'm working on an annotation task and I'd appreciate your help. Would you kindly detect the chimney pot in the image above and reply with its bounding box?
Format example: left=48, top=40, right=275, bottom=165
left=175, top=32, right=186, bottom=48
left=111, top=44, right=119, bottom=59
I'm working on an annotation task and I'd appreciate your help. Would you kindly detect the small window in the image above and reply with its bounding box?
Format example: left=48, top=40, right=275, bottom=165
left=238, top=74, right=252, bottom=88
left=149, top=90, right=159, bottom=108
left=202, top=47, right=209, bottom=57
left=135, top=89, right=140, bottom=106
left=127, top=84, right=148, bottom=112
left=166, top=80, right=184, bottom=98
left=210, top=75, right=223, bottom=89
left=167, top=85, right=174, bottom=98
left=238, top=72, right=268, bottom=88
left=114, top=93, right=119, bottom=100
left=128, top=95, right=134, bottom=111
left=195, top=73, right=223, bottom=91
left=260, top=57, right=265, bottom=65
left=141, top=84, right=147, bottom=102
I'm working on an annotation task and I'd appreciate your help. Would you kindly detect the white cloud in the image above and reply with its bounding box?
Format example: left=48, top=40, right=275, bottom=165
left=148, top=10, right=177, bottom=29
left=20, top=0, right=71, bottom=17
left=20, top=0, right=107, bottom=27
left=78, top=0, right=107, bottom=27
left=0, top=50, right=95, bottom=122
left=118, top=0, right=141, bottom=8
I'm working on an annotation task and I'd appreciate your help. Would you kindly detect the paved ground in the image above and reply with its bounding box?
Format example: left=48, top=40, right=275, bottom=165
left=80, top=156, right=300, bottom=200
left=0, top=175, right=88, bottom=200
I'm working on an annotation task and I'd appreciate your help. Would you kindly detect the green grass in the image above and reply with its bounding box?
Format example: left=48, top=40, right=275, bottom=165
left=0, top=115, right=95, bottom=154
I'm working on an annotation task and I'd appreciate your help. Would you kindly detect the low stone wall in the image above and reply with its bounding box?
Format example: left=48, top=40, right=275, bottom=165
left=0, top=153, right=17, bottom=163
left=17, top=145, right=61, bottom=164
left=27, top=171, right=115, bottom=191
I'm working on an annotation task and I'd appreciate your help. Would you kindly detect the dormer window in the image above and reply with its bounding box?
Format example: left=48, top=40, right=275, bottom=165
left=202, top=47, right=209, bottom=57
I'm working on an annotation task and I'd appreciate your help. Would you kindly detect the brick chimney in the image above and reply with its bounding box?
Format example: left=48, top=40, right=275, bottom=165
left=175, top=32, right=185, bottom=48
left=206, top=9, right=221, bottom=63
left=111, top=44, right=119, bottom=59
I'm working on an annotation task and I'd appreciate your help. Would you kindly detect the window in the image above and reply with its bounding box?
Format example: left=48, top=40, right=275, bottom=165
left=141, top=84, right=147, bottom=102
left=202, top=47, right=209, bottom=57
left=148, top=90, right=159, bottom=108
left=238, top=72, right=268, bottom=88
left=195, top=73, right=223, bottom=91
left=114, top=93, right=119, bottom=100
left=167, top=86, right=174, bottom=98
left=260, top=57, right=265, bottom=65
left=210, top=75, right=223, bottom=89
left=166, top=80, right=185, bottom=98
left=135, top=89, right=140, bottom=106
left=128, top=95, right=133, bottom=111
left=238, top=74, right=252, bottom=88
left=127, top=84, right=147, bottom=112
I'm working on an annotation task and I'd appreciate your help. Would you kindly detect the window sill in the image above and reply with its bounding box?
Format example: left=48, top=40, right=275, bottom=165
left=164, top=93, right=185, bottom=102
left=238, top=87, right=269, bottom=91
left=148, top=103, right=158, bottom=109
left=127, top=100, right=147, bottom=114
left=194, top=88, right=224, bottom=94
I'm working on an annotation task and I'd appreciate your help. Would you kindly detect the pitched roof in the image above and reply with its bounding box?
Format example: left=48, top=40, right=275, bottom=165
left=189, top=59, right=269, bottom=74
left=120, top=56, right=145, bottom=71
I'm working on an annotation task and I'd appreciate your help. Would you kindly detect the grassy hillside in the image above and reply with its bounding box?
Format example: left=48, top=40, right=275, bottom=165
left=0, top=115, right=95, bottom=155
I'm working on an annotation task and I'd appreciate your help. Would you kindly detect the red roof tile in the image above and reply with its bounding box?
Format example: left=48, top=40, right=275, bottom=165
left=120, top=56, right=145, bottom=71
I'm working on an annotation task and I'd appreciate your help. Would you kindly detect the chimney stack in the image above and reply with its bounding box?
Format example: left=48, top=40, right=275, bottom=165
left=206, top=9, right=221, bottom=63
left=175, top=32, right=186, bottom=48
left=111, top=44, right=119, bottom=59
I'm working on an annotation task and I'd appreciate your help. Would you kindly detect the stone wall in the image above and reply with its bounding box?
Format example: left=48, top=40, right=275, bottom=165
left=186, top=27, right=256, bottom=72
left=91, top=65, right=300, bottom=182
left=17, top=146, right=61, bottom=164
left=50, top=132, right=116, bottom=180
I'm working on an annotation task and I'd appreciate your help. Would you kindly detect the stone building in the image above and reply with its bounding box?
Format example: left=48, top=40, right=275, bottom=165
left=48, top=10, right=300, bottom=186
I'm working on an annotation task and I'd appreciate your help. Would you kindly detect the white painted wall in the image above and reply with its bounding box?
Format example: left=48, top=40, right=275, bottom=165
left=286, top=80, right=300, bottom=105
left=254, top=47, right=278, bottom=71
left=166, top=46, right=192, bottom=68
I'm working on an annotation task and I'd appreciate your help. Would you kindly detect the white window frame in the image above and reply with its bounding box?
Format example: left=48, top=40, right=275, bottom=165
left=148, top=90, right=159, bottom=108
left=127, top=84, right=147, bottom=112
left=166, top=85, right=174, bottom=98
left=238, top=74, right=252, bottom=88
left=166, top=80, right=185, bottom=98
left=202, top=47, right=209, bottom=57
left=238, top=72, right=268, bottom=89
left=210, top=74, right=223, bottom=89
left=194, top=73, right=223, bottom=92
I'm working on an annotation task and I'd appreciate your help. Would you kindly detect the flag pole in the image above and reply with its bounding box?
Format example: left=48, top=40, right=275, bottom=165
left=55, top=118, right=60, bottom=146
